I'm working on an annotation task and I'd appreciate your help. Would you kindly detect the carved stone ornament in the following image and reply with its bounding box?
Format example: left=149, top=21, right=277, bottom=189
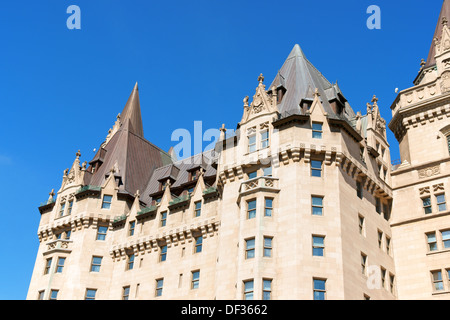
left=418, top=165, right=440, bottom=179
left=419, top=186, right=430, bottom=195
left=440, top=70, right=450, bottom=93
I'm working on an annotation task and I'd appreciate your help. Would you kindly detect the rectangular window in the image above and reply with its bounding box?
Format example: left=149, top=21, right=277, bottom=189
left=313, top=278, right=326, bottom=300
left=312, top=235, right=325, bottom=257
left=67, top=201, right=73, bottom=215
left=361, top=253, right=367, bottom=276
left=127, top=254, right=134, bottom=270
left=85, top=289, right=96, bottom=300
left=247, top=199, right=257, bottom=219
left=122, top=286, right=130, bottom=300
left=264, top=198, right=273, bottom=217
left=128, top=221, right=135, bottom=236
left=311, top=160, right=322, bottom=177
left=65, top=230, right=71, bottom=240
left=155, top=279, right=164, bottom=297
left=248, top=171, right=257, bottom=180
left=358, top=215, right=365, bottom=236
left=263, top=166, right=272, bottom=177
left=160, top=211, right=167, bottom=227
left=442, top=230, right=450, bottom=249
left=261, top=130, right=269, bottom=148
left=191, top=270, right=200, bottom=289
left=312, top=122, right=323, bottom=139
left=194, top=236, right=203, bottom=253
left=160, top=245, right=167, bottom=262
left=59, top=202, right=65, bottom=217
left=263, top=279, right=272, bottom=300
left=263, top=236, right=272, bottom=257
left=248, top=135, right=256, bottom=153
left=44, top=258, right=52, bottom=275
left=194, top=201, right=202, bottom=217
left=427, top=232, right=438, bottom=251
left=312, top=196, right=323, bottom=216
left=101, top=195, right=112, bottom=209
left=96, top=226, right=107, bottom=240
left=376, top=197, right=381, bottom=214
left=245, top=238, right=255, bottom=259
left=356, top=181, right=363, bottom=199
left=38, top=291, right=45, bottom=300
left=386, top=236, right=391, bottom=255
left=90, top=256, right=102, bottom=272
left=422, top=197, right=432, bottom=214
left=432, top=270, right=444, bottom=291
left=49, top=290, right=58, bottom=300
left=56, top=257, right=65, bottom=273
left=437, top=194, right=447, bottom=212
left=389, top=274, right=396, bottom=295
left=243, top=280, right=254, bottom=300
left=378, top=230, right=383, bottom=249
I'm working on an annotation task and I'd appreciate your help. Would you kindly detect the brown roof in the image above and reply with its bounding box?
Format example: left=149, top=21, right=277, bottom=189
left=425, top=0, right=450, bottom=68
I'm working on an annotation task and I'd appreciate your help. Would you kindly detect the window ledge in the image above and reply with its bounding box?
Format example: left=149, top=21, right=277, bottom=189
left=426, top=248, right=450, bottom=256
left=432, top=290, right=450, bottom=296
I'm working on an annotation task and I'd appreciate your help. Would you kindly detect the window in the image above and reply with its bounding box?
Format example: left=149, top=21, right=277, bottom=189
left=361, top=253, right=367, bottom=276
left=264, top=198, right=273, bottom=217
left=442, top=230, right=450, bottom=249
left=160, top=245, right=167, bottom=262
left=194, top=201, right=202, bottom=217
left=263, top=236, right=272, bottom=257
left=38, top=291, right=45, bottom=300
left=245, top=238, right=255, bottom=259
left=155, top=279, right=164, bottom=297
left=437, top=194, right=447, bottom=212
left=96, top=226, right=107, bottom=240
left=312, top=235, right=325, bottom=257
left=65, top=230, right=71, bottom=240
left=447, top=135, right=450, bottom=155
left=122, top=286, right=130, bottom=300
left=90, top=256, right=102, bottom=272
left=263, top=279, right=272, bottom=300
left=67, top=201, right=73, bottom=215
left=312, top=196, right=323, bottom=216
left=248, top=135, right=256, bottom=153
left=56, top=257, right=65, bottom=273
left=311, top=160, right=322, bottom=177
left=313, top=278, right=326, bottom=300
left=101, top=195, right=112, bottom=209
left=243, top=280, right=254, bottom=300
left=127, top=254, right=135, bottom=270
left=191, top=270, right=200, bottom=289
left=360, top=146, right=365, bottom=163
left=422, top=197, right=432, bottom=214
left=49, top=290, right=58, bottom=300
left=128, top=221, right=135, bottom=236
left=378, top=230, right=383, bottom=249
left=356, top=181, right=363, bottom=199
left=432, top=270, right=444, bottom=291
left=44, top=258, right=52, bottom=275
left=248, top=171, right=257, bottom=180
left=247, top=199, right=257, bottom=219
left=389, top=274, right=396, bottom=295
left=85, top=289, right=96, bottom=300
left=358, top=215, right=365, bottom=236
left=386, top=236, right=391, bottom=255
left=194, top=236, right=203, bottom=253
left=261, top=130, right=269, bottom=148
left=59, top=202, right=65, bottom=217
left=376, top=197, right=381, bottom=214
left=427, top=232, right=438, bottom=251
left=312, top=122, right=323, bottom=139
left=160, top=211, right=167, bottom=227
left=263, top=166, right=272, bottom=177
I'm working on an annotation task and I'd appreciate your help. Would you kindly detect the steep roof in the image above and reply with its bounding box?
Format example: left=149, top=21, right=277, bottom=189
left=425, top=0, right=450, bottom=68
left=84, top=83, right=173, bottom=196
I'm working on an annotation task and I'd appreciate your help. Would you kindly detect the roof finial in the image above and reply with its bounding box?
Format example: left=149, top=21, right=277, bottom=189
left=76, top=150, right=81, bottom=159
left=371, top=95, right=378, bottom=105
left=258, top=73, right=264, bottom=83
left=420, top=58, right=426, bottom=69
left=314, top=88, right=320, bottom=98
left=243, top=96, right=249, bottom=107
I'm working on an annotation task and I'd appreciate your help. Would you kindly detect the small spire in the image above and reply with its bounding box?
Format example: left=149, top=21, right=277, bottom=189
left=371, top=95, right=378, bottom=105
left=420, top=58, right=426, bottom=69
left=258, top=73, right=264, bottom=83
left=219, top=124, right=227, bottom=141
left=314, top=88, right=320, bottom=98
left=76, top=150, right=81, bottom=159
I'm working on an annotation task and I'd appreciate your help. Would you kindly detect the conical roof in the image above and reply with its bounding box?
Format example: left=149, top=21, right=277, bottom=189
left=425, top=0, right=450, bottom=68
left=120, top=82, right=144, bottom=137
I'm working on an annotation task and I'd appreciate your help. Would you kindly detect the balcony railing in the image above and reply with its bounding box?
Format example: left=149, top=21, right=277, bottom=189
left=45, top=239, right=72, bottom=254
left=239, top=176, right=279, bottom=195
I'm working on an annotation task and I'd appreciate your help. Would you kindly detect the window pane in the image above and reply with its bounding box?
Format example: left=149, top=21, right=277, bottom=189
left=248, top=171, right=257, bottom=179
left=311, top=160, right=322, bottom=169
left=312, top=197, right=323, bottom=206
left=314, top=279, right=326, bottom=291
left=263, top=167, right=272, bottom=176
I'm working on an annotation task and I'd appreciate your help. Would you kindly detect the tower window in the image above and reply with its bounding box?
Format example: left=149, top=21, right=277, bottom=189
left=312, top=123, right=323, bottom=139
left=101, top=195, right=112, bottom=209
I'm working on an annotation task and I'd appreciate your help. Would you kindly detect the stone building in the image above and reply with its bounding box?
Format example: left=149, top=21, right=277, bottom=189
left=27, top=1, right=450, bottom=300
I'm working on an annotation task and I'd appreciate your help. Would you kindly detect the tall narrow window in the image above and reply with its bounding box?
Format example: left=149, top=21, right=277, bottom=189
left=128, top=221, right=135, bottom=236
left=56, top=257, right=65, bottom=273
left=313, top=278, right=326, bottom=300
left=312, top=122, right=323, bottom=139
left=90, top=256, right=102, bottom=272
left=191, top=270, right=200, bottom=289
left=389, top=274, right=396, bottom=295
left=432, top=270, right=444, bottom=291
left=361, top=253, right=367, bottom=276
left=96, top=226, right=108, bottom=240
left=386, top=236, right=391, bottom=255
left=311, top=160, right=323, bottom=177
left=160, top=211, right=167, bottom=227
left=59, top=202, right=66, bottom=217
left=263, top=279, right=272, bottom=300
left=427, top=232, right=438, bottom=251
left=422, top=197, right=432, bottom=214
left=381, top=267, right=386, bottom=289
left=261, top=130, right=269, bottom=148
left=441, top=230, right=450, bottom=249
left=155, top=279, right=164, bottom=297
left=376, top=197, right=381, bottom=214
left=127, top=254, right=134, bottom=270
left=122, top=286, right=130, bottom=300
left=243, top=280, right=254, bottom=300
left=356, top=181, right=363, bottom=199
left=247, top=199, right=256, bottom=219
left=378, top=230, right=383, bottom=249
left=312, top=235, right=325, bottom=257
left=160, top=245, right=167, bottom=262
left=264, top=198, right=273, bottom=217
left=447, top=135, right=450, bottom=155
left=44, top=258, right=52, bottom=275
left=38, top=291, right=45, bottom=300
left=312, top=196, right=323, bottom=216
left=101, top=195, right=112, bottom=209
left=245, top=238, right=255, bottom=259
left=263, top=236, right=272, bottom=257
left=358, top=215, right=365, bottom=236
left=85, top=289, right=96, bottom=300
left=67, top=201, right=73, bottom=215
left=194, top=236, right=203, bottom=253
left=194, top=201, right=202, bottom=217
left=248, top=135, right=256, bottom=153
left=436, top=194, right=447, bottom=212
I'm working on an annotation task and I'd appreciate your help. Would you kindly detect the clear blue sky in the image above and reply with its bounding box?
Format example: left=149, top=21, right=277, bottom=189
left=0, top=0, right=442, bottom=299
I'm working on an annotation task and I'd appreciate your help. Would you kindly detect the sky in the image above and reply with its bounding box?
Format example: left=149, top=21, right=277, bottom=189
left=0, top=0, right=443, bottom=299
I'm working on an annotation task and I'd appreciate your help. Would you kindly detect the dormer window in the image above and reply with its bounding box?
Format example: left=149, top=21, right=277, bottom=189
left=312, top=123, right=323, bottom=139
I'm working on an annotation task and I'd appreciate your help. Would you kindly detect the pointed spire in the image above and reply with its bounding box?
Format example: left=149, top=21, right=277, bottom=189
left=120, top=82, right=144, bottom=137
left=425, top=0, right=450, bottom=68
